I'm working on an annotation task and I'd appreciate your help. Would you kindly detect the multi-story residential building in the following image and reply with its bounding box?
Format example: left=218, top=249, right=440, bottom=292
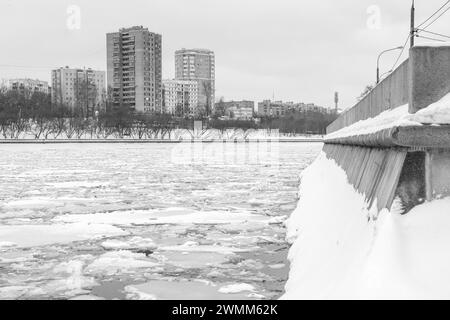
left=175, top=48, right=215, bottom=116
left=162, top=79, right=198, bottom=116
left=257, top=100, right=331, bottom=116
left=258, top=100, right=288, bottom=116
left=4, top=78, right=49, bottom=97
left=51, top=67, right=106, bottom=116
left=107, top=26, right=162, bottom=113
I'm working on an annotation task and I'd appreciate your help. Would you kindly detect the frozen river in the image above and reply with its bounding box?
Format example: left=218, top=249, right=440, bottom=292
left=0, top=142, right=322, bottom=300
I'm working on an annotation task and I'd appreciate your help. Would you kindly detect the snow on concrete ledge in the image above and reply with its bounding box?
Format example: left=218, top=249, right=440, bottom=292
left=326, top=104, right=418, bottom=141
left=326, top=92, right=450, bottom=142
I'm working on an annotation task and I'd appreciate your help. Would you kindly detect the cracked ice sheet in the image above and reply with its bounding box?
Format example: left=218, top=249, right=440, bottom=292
left=155, top=241, right=253, bottom=269
left=53, top=208, right=273, bottom=226
left=0, top=258, right=98, bottom=299
left=0, top=223, right=126, bottom=248
left=85, top=251, right=162, bottom=277
left=125, top=280, right=264, bottom=300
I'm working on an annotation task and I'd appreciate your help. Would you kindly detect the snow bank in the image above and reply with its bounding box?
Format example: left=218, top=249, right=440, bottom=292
left=411, top=92, right=450, bottom=124
left=283, top=152, right=450, bottom=299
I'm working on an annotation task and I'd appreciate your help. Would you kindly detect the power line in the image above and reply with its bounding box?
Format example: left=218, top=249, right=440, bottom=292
left=391, top=33, right=411, bottom=71
left=421, top=4, right=450, bottom=30
left=417, top=28, right=450, bottom=39
left=416, top=0, right=450, bottom=28
left=416, top=34, right=447, bottom=42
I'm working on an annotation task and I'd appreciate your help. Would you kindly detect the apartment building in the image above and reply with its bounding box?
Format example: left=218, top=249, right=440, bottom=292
left=216, top=100, right=254, bottom=120
left=4, top=78, right=49, bottom=98
left=227, top=105, right=254, bottom=120
left=257, top=100, right=331, bottom=116
left=107, top=26, right=162, bottom=113
left=51, top=67, right=106, bottom=115
left=162, top=79, right=199, bottom=116
left=175, top=48, right=215, bottom=115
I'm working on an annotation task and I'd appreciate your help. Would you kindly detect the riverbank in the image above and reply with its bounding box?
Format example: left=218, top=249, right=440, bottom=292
left=0, top=138, right=324, bottom=144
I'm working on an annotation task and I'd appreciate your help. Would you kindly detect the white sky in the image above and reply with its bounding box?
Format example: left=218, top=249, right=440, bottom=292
left=1, top=0, right=449, bottom=110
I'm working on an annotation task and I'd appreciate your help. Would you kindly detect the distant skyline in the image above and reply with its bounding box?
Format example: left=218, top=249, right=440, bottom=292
left=1, top=0, right=449, bottom=110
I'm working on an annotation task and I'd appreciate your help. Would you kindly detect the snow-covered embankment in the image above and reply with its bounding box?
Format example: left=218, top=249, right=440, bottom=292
left=282, top=151, right=450, bottom=299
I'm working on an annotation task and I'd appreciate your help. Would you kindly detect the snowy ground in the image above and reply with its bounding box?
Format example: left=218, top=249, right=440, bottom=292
left=283, top=152, right=450, bottom=299
left=0, top=142, right=322, bottom=300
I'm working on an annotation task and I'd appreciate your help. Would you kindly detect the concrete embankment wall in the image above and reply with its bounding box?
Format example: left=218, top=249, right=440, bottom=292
left=327, top=59, right=410, bottom=133
left=323, top=144, right=406, bottom=211
left=323, top=45, right=450, bottom=211
left=410, top=45, right=450, bottom=113
left=327, top=45, right=450, bottom=134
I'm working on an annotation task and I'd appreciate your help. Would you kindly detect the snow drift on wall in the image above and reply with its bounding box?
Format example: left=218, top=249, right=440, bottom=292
left=282, top=152, right=450, bottom=299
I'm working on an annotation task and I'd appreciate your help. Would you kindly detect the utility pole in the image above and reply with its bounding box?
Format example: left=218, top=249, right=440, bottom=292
left=410, top=0, right=415, bottom=48
left=334, top=92, right=339, bottom=113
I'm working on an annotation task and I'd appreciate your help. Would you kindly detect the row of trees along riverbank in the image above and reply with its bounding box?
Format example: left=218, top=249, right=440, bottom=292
left=0, top=91, right=337, bottom=139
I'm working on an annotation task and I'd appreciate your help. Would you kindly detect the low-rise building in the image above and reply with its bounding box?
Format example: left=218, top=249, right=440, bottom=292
left=162, top=79, right=199, bottom=116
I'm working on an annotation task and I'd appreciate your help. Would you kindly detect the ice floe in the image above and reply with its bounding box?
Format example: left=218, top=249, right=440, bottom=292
left=218, top=283, right=256, bottom=294
left=101, top=237, right=157, bottom=252
left=125, top=280, right=261, bottom=300
left=0, top=223, right=126, bottom=248
left=85, top=251, right=160, bottom=276
left=53, top=208, right=272, bottom=226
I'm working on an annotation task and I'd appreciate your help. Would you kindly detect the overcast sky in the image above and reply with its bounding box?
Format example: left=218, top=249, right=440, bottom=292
left=1, top=0, right=449, bottom=109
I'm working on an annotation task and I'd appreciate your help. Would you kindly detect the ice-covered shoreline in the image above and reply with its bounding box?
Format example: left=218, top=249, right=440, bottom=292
left=282, top=152, right=450, bottom=299
left=0, top=128, right=323, bottom=142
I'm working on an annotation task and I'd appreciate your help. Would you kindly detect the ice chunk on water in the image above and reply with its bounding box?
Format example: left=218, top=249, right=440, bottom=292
left=0, top=286, right=36, bottom=299
left=159, top=244, right=249, bottom=254
left=0, top=241, right=17, bottom=248
left=125, top=280, right=260, bottom=300
left=218, top=283, right=256, bottom=294
left=69, top=295, right=105, bottom=300
left=101, top=237, right=157, bottom=252
left=54, top=209, right=272, bottom=226
left=85, top=251, right=160, bottom=276
left=0, top=223, right=127, bottom=248
left=0, top=223, right=127, bottom=247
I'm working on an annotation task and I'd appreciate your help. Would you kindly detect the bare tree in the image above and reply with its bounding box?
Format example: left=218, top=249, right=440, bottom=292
left=202, top=80, right=213, bottom=117
left=75, top=78, right=99, bottom=118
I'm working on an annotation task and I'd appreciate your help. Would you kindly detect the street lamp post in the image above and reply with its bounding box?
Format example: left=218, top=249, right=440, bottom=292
left=377, top=46, right=404, bottom=84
